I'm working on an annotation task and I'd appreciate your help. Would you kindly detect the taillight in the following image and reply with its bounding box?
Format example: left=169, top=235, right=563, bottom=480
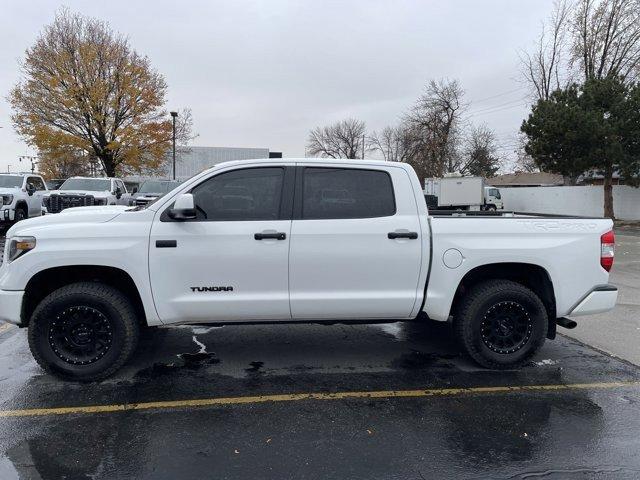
left=601, top=230, right=615, bottom=272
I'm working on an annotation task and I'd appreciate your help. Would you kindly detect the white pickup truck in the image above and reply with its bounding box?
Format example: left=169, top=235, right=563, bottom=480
left=44, top=176, right=128, bottom=213
left=0, top=159, right=617, bottom=381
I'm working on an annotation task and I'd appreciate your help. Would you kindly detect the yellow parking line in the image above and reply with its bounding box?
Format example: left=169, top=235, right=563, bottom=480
left=1, top=381, right=639, bottom=418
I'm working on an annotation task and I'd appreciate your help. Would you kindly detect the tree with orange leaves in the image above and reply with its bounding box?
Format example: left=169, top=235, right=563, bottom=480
left=9, top=9, right=192, bottom=178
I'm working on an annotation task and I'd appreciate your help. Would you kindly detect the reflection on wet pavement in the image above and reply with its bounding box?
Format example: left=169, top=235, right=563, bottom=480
left=0, top=320, right=639, bottom=479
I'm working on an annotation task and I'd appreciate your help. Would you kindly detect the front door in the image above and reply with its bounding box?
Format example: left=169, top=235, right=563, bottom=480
left=289, top=165, right=424, bottom=320
left=149, top=166, right=293, bottom=324
left=26, top=176, right=46, bottom=216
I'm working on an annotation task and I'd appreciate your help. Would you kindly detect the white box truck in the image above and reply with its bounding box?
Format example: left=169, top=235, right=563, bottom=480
left=425, top=176, right=485, bottom=210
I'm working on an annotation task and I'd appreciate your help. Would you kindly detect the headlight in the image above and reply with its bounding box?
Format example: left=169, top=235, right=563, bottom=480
left=1, top=194, right=13, bottom=205
left=7, top=236, right=36, bottom=263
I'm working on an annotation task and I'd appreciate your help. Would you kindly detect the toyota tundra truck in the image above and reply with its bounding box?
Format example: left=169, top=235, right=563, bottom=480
left=0, top=159, right=617, bottom=381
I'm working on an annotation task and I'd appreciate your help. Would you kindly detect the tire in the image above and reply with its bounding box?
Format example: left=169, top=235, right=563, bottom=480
left=14, top=207, right=27, bottom=223
left=28, top=282, right=139, bottom=381
left=454, top=280, right=548, bottom=369
left=485, top=205, right=497, bottom=212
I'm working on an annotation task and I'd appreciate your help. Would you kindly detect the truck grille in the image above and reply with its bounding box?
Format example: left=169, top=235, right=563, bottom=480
left=46, top=194, right=95, bottom=213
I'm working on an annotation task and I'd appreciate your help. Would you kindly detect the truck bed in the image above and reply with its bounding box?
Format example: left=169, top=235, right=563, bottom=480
left=428, top=210, right=606, bottom=219
left=424, top=212, right=614, bottom=322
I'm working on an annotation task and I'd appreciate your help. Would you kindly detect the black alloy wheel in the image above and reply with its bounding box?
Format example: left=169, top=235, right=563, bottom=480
left=480, top=301, right=533, bottom=354
left=48, top=306, right=114, bottom=365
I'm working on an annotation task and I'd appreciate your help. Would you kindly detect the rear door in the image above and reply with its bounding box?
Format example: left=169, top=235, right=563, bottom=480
left=289, top=164, right=423, bottom=320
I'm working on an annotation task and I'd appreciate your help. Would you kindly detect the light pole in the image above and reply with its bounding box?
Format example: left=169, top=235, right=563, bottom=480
left=19, top=156, right=38, bottom=173
left=170, top=111, right=178, bottom=180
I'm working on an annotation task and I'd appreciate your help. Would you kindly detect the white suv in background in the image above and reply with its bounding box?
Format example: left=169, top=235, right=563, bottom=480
left=0, top=173, right=48, bottom=224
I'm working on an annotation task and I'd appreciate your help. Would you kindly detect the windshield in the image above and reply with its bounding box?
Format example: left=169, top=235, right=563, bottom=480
left=489, top=188, right=501, bottom=199
left=0, top=175, right=23, bottom=188
left=59, top=178, right=111, bottom=191
left=138, top=180, right=180, bottom=194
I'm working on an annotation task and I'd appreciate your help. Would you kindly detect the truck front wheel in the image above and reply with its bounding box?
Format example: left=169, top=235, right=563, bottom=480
left=454, top=280, right=548, bottom=369
left=28, top=282, right=139, bottom=381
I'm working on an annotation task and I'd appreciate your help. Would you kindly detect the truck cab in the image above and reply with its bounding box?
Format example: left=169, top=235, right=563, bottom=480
left=483, top=186, right=503, bottom=211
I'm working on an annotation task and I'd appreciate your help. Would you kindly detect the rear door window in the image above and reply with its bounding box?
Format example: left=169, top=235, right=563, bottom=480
left=301, top=168, right=396, bottom=220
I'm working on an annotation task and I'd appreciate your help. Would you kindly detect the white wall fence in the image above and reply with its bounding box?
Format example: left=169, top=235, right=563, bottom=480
left=501, top=185, right=640, bottom=221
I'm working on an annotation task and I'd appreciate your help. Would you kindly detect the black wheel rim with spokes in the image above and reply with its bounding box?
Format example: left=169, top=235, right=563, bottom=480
left=480, top=301, right=533, bottom=354
left=48, top=306, right=114, bottom=365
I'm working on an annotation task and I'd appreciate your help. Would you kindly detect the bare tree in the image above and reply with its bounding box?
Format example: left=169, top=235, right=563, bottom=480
left=307, top=118, right=368, bottom=159
left=459, top=125, right=502, bottom=177
left=571, top=0, right=640, bottom=83
left=513, top=133, right=540, bottom=173
left=404, top=79, right=466, bottom=179
left=520, top=0, right=572, bottom=100
left=369, top=125, right=415, bottom=162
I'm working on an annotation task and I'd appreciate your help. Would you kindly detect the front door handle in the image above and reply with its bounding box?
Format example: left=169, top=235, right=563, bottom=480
left=254, top=232, right=286, bottom=240
left=388, top=231, right=418, bottom=240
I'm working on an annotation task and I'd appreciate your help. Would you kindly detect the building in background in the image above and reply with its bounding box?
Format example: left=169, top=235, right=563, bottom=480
left=487, top=172, right=564, bottom=188
left=125, top=146, right=279, bottom=184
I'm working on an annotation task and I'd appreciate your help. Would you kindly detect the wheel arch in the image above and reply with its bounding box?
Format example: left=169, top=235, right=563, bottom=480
left=22, top=265, right=148, bottom=328
left=449, top=262, right=557, bottom=339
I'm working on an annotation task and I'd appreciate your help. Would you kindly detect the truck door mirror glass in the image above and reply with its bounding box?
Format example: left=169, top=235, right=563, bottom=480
left=168, top=193, right=196, bottom=220
left=115, top=187, right=123, bottom=199
left=26, top=183, right=36, bottom=196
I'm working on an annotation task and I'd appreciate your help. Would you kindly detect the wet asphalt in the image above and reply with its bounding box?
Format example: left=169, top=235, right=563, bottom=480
left=1, top=229, right=640, bottom=479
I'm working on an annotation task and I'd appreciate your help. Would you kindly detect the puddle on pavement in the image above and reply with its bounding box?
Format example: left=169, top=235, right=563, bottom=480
left=245, top=361, right=264, bottom=374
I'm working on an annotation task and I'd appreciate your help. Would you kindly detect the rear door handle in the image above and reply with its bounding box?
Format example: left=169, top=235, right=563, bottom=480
left=254, top=232, right=286, bottom=240
left=156, top=240, right=177, bottom=248
left=388, top=231, right=418, bottom=240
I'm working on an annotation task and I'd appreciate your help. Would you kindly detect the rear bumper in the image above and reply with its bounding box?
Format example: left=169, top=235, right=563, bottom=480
left=0, top=290, right=24, bottom=325
left=568, top=285, right=618, bottom=316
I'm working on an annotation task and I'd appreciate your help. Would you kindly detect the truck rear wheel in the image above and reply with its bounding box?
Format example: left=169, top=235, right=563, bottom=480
left=454, top=280, right=547, bottom=369
left=28, top=282, right=139, bottom=381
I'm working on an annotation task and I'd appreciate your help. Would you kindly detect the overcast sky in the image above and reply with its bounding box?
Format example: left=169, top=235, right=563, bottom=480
left=0, top=0, right=555, bottom=173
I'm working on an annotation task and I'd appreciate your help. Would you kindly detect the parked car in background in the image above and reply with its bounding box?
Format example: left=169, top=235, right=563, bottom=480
left=0, top=158, right=618, bottom=380
left=128, top=179, right=181, bottom=207
left=45, top=179, right=65, bottom=191
left=0, top=173, right=48, bottom=224
left=43, top=176, right=128, bottom=213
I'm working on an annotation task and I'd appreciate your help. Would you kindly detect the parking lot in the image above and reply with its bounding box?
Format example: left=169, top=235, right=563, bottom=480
left=0, top=228, right=639, bottom=479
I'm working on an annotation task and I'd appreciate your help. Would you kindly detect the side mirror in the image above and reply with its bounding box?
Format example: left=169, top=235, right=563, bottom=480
left=114, top=187, right=123, bottom=199
left=132, top=187, right=138, bottom=194
left=26, top=183, right=36, bottom=196
left=168, top=193, right=197, bottom=220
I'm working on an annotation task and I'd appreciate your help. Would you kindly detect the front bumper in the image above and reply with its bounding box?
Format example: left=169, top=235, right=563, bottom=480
left=568, top=285, right=618, bottom=316
left=0, top=207, right=15, bottom=222
left=0, top=289, right=24, bottom=325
